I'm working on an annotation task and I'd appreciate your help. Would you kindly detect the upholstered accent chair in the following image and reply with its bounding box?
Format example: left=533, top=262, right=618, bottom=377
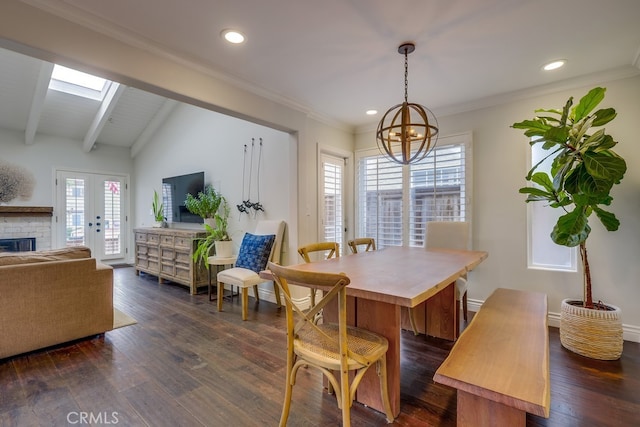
left=425, top=221, right=471, bottom=322
left=216, top=220, right=286, bottom=320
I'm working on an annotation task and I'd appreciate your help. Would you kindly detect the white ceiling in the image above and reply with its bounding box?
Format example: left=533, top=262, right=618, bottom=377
left=2, top=0, right=640, bottom=148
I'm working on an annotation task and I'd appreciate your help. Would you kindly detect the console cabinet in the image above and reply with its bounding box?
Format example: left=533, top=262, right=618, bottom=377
left=134, top=228, right=208, bottom=294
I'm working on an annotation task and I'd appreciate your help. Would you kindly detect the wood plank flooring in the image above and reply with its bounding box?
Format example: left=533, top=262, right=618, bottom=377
left=1, top=266, right=639, bottom=426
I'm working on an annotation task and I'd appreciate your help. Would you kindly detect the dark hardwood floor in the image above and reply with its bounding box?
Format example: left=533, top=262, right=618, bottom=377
left=1, top=266, right=639, bottom=426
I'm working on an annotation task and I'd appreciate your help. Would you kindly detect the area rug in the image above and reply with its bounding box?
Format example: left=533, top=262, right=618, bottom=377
left=112, top=308, right=137, bottom=329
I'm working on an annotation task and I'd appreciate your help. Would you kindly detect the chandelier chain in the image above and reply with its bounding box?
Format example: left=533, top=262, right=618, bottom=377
left=404, top=48, right=409, bottom=103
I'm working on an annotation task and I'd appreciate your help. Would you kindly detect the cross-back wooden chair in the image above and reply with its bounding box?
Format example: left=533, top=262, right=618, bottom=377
left=297, top=241, right=340, bottom=306
left=347, top=237, right=376, bottom=254
left=268, top=262, right=394, bottom=426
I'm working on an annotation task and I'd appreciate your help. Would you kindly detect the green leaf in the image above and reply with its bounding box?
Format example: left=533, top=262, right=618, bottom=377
left=573, top=87, right=605, bottom=122
left=595, top=134, right=617, bottom=151
left=579, top=129, right=605, bottom=151
left=583, top=151, right=627, bottom=181
left=519, top=187, right=554, bottom=202
left=576, top=167, right=614, bottom=199
left=530, top=172, right=554, bottom=192
left=551, top=209, right=591, bottom=247
left=593, top=207, right=620, bottom=231
left=560, top=97, right=573, bottom=125
left=592, top=107, right=616, bottom=126
left=544, top=126, right=569, bottom=144
left=512, top=119, right=550, bottom=137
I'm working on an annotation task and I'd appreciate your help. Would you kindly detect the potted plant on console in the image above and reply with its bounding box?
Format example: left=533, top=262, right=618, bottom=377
left=152, top=190, right=166, bottom=228
left=512, top=87, right=627, bottom=360
left=193, top=198, right=232, bottom=268
left=184, top=184, right=223, bottom=227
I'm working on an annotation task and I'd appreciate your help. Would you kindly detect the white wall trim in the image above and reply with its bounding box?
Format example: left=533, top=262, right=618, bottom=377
left=468, top=298, right=640, bottom=344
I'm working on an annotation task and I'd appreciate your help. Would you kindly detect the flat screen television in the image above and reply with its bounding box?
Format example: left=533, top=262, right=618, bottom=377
left=162, top=171, right=205, bottom=224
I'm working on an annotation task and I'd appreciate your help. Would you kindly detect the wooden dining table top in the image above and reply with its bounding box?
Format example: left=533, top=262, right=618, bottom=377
left=264, top=246, right=488, bottom=308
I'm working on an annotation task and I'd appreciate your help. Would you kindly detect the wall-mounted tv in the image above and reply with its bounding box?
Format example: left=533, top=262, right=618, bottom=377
left=162, top=171, right=205, bottom=224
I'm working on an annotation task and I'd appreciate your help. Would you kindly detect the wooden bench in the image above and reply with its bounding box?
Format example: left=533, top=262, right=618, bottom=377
left=433, top=288, right=550, bottom=426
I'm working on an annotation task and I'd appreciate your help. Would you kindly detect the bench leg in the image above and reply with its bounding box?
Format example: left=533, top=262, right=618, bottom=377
left=457, top=390, right=525, bottom=427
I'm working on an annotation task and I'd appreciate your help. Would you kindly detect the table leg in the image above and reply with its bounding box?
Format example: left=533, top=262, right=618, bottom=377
left=425, top=281, right=458, bottom=340
left=356, top=298, right=401, bottom=418
left=322, top=297, right=400, bottom=417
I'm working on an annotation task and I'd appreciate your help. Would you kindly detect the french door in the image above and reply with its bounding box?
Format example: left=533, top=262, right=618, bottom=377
left=55, top=170, right=128, bottom=262
left=320, top=153, right=345, bottom=253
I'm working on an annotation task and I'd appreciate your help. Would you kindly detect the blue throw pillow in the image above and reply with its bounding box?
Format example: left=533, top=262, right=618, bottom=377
left=235, top=232, right=276, bottom=273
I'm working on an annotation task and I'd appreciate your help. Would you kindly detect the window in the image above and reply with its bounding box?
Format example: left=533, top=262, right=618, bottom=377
left=49, top=64, right=111, bottom=100
left=527, top=141, right=577, bottom=271
left=356, top=133, right=471, bottom=248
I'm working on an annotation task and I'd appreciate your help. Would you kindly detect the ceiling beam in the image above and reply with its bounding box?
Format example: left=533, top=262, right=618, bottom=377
left=130, top=98, right=177, bottom=158
left=82, top=82, right=125, bottom=152
left=25, top=61, right=53, bottom=145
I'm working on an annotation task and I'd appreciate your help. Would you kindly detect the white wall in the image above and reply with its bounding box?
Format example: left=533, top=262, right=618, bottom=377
left=0, top=128, right=133, bottom=205
left=133, top=103, right=294, bottom=261
left=357, top=76, right=640, bottom=339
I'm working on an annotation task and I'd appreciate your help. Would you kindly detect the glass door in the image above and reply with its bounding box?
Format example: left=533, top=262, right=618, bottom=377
left=320, top=153, right=345, bottom=253
left=55, top=170, right=128, bottom=262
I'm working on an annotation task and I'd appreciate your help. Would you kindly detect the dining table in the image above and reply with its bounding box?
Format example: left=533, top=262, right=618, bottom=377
left=262, top=245, right=488, bottom=418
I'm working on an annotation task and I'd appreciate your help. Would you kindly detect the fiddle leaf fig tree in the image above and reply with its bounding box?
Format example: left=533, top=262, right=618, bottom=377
left=512, top=87, right=627, bottom=309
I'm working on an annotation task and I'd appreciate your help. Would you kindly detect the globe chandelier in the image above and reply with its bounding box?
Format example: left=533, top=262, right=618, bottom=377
left=376, top=42, right=439, bottom=165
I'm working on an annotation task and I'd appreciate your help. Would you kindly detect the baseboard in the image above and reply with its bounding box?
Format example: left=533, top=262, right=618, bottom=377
left=469, top=298, right=640, bottom=344
left=257, top=285, right=311, bottom=309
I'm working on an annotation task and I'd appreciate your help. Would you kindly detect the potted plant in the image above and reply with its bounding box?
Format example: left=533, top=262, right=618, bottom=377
left=184, top=184, right=223, bottom=226
left=512, top=87, right=627, bottom=360
left=193, top=198, right=233, bottom=268
left=152, top=190, right=166, bottom=228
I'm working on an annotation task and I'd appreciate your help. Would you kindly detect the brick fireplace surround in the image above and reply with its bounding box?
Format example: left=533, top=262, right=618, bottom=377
left=0, top=206, right=53, bottom=251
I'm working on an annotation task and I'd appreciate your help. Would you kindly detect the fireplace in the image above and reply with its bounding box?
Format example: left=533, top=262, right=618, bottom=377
left=0, top=206, right=52, bottom=251
left=0, top=237, right=36, bottom=252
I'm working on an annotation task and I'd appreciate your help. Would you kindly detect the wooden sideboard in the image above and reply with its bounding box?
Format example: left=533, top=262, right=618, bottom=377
left=134, top=227, right=208, bottom=294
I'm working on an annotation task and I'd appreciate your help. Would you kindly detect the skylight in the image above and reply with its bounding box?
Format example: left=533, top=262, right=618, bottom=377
left=49, top=64, right=111, bottom=100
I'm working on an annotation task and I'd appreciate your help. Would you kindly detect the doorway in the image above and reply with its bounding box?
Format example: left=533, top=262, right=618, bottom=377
left=55, top=169, right=129, bottom=263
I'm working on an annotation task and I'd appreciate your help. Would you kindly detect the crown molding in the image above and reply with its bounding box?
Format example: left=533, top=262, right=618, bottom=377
left=355, top=65, right=640, bottom=135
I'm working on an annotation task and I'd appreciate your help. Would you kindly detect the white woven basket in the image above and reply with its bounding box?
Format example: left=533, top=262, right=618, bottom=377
left=560, top=299, right=623, bottom=360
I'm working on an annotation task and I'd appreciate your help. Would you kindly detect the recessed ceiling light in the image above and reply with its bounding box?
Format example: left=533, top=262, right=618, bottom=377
left=221, top=29, right=245, bottom=44
left=366, top=109, right=378, bottom=115
left=543, top=60, right=566, bottom=71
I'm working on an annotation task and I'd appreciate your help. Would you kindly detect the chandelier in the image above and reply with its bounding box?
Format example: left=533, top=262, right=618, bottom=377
left=376, top=42, right=438, bottom=165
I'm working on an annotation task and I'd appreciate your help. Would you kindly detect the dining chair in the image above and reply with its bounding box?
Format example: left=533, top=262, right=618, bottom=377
left=268, top=262, right=394, bottom=426
left=347, top=237, right=376, bottom=254
left=297, top=241, right=340, bottom=306
left=216, top=220, right=286, bottom=320
left=425, top=221, right=471, bottom=323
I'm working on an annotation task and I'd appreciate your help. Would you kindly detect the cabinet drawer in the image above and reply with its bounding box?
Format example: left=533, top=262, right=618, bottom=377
left=174, top=236, right=192, bottom=249
left=136, top=244, right=148, bottom=255
left=148, top=233, right=160, bottom=244
left=161, top=263, right=174, bottom=275
left=175, top=266, right=191, bottom=280
left=160, top=247, right=175, bottom=260
left=160, top=235, right=174, bottom=245
left=135, top=232, right=147, bottom=242
left=175, top=251, right=192, bottom=263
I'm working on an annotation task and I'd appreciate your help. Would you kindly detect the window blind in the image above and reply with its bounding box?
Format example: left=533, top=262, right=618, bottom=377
left=356, top=136, right=469, bottom=248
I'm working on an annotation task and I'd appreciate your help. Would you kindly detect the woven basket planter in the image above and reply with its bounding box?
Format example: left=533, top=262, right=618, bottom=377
left=560, top=299, right=623, bottom=360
